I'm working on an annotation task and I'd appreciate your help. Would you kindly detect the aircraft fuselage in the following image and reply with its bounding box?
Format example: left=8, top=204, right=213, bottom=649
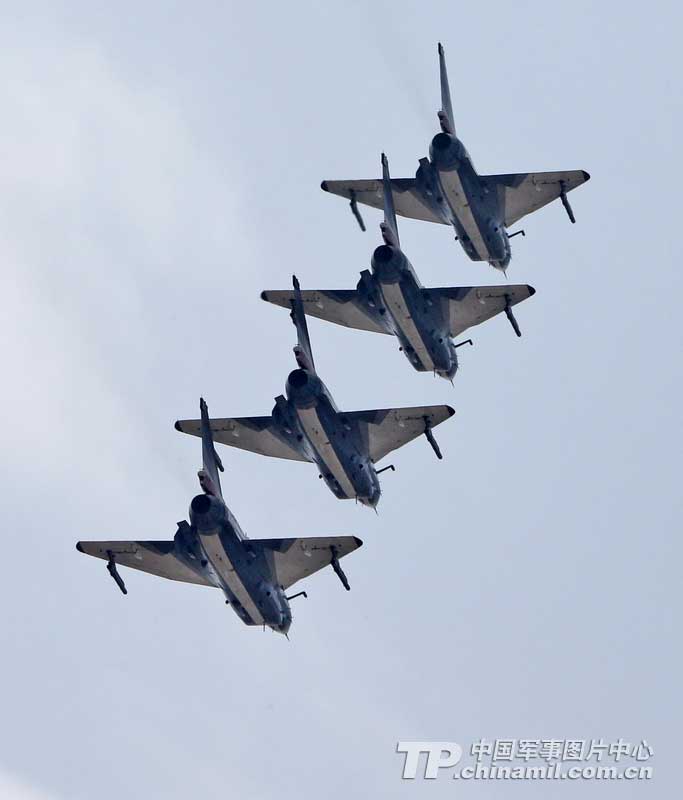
left=366, top=243, right=458, bottom=379
left=416, top=132, right=511, bottom=270
left=282, top=369, right=381, bottom=506
left=188, top=493, right=292, bottom=634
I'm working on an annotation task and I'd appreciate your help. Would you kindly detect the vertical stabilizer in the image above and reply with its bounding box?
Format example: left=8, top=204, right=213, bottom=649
left=380, top=153, right=400, bottom=248
left=437, top=42, right=455, bottom=135
left=290, top=275, right=316, bottom=372
left=198, top=397, right=224, bottom=499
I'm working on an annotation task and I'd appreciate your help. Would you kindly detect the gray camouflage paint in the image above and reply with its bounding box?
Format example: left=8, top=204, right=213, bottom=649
left=176, top=281, right=454, bottom=507
left=265, top=153, right=536, bottom=380
left=321, top=43, right=590, bottom=270
left=77, top=399, right=362, bottom=635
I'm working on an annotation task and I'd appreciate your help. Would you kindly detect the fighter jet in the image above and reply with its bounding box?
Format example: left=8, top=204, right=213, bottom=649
left=76, top=398, right=361, bottom=635
left=175, top=278, right=454, bottom=508
left=264, top=153, right=535, bottom=381
left=321, top=43, right=590, bottom=271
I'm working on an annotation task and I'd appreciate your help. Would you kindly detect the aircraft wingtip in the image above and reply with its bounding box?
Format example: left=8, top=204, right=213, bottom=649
left=76, top=542, right=84, bottom=553
left=527, top=285, right=536, bottom=296
left=353, top=536, right=364, bottom=548
left=446, top=405, right=455, bottom=417
left=174, top=420, right=183, bottom=432
left=260, top=290, right=268, bottom=301
left=582, top=170, right=591, bottom=182
left=320, top=180, right=329, bottom=192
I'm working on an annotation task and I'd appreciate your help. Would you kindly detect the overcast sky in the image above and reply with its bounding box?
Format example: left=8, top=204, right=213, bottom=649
left=0, top=2, right=680, bottom=798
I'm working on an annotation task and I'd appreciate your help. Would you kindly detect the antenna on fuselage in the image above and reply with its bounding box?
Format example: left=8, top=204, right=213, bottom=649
left=437, top=42, right=455, bottom=135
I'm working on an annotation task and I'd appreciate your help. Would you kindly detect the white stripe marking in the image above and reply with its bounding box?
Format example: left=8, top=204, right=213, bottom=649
left=199, top=529, right=264, bottom=624
left=380, top=281, right=434, bottom=371
left=438, top=168, right=489, bottom=260
left=296, top=405, right=357, bottom=499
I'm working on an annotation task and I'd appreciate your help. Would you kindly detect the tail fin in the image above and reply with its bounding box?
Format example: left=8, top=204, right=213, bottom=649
left=380, top=153, right=400, bottom=248
left=198, top=397, right=224, bottom=499
left=437, top=42, right=455, bottom=135
left=290, top=275, right=316, bottom=372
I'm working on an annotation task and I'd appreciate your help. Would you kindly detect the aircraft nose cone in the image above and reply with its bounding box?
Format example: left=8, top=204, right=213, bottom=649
left=275, top=611, right=292, bottom=636
left=431, top=347, right=452, bottom=373
left=360, top=488, right=381, bottom=509
left=437, top=364, right=458, bottom=382
left=491, top=249, right=511, bottom=271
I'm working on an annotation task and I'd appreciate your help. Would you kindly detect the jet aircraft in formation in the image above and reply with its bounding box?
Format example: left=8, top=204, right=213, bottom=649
left=77, top=43, right=591, bottom=634
left=176, top=276, right=454, bottom=508
left=264, top=152, right=534, bottom=381
left=322, top=43, right=589, bottom=271
left=77, top=398, right=361, bottom=634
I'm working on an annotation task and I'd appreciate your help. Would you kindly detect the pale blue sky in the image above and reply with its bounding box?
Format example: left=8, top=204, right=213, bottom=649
left=0, top=2, right=679, bottom=798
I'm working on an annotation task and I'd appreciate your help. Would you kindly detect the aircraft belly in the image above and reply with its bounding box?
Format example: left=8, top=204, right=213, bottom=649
left=380, top=282, right=434, bottom=371
left=296, top=405, right=357, bottom=499
left=438, top=168, right=489, bottom=261
left=198, top=530, right=264, bottom=625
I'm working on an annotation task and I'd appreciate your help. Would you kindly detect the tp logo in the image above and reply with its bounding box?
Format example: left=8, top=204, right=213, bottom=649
left=397, top=742, right=463, bottom=779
